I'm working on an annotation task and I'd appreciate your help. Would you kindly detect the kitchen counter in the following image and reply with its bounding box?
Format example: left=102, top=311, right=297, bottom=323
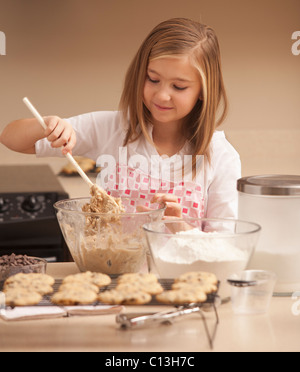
left=0, top=262, right=300, bottom=352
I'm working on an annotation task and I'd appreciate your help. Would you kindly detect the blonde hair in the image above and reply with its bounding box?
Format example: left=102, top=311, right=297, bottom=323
left=119, top=18, right=228, bottom=164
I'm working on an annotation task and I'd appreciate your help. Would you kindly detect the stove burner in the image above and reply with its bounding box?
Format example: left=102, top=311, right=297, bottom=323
left=0, top=165, right=69, bottom=261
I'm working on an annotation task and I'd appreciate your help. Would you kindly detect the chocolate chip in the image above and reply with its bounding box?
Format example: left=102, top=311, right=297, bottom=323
left=0, top=254, right=42, bottom=272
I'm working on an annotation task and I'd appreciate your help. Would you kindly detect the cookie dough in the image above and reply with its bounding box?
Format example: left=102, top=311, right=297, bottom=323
left=82, top=185, right=124, bottom=228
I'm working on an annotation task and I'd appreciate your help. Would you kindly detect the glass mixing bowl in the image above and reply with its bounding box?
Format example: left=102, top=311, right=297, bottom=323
left=54, top=197, right=165, bottom=275
left=143, top=218, right=261, bottom=299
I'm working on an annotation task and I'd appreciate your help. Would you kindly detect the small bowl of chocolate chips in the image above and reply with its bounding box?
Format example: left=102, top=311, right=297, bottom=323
left=0, top=254, right=47, bottom=283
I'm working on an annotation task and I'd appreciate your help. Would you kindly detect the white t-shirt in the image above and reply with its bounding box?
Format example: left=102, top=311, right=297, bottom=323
left=35, top=111, right=241, bottom=219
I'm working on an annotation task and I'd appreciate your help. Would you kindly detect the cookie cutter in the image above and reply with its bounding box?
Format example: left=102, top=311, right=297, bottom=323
left=116, top=301, right=220, bottom=349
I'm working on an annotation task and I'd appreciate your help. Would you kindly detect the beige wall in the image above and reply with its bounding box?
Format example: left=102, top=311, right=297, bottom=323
left=0, top=0, right=299, bottom=176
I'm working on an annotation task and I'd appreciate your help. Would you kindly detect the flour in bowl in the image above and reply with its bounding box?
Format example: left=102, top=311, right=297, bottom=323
left=151, top=228, right=249, bottom=289
left=158, top=229, right=247, bottom=264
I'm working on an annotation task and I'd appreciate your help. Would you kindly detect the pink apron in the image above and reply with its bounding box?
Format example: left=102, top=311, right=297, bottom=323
left=100, top=164, right=205, bottom=218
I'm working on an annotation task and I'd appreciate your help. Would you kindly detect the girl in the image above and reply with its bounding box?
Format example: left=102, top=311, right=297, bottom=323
left=0, top=18, right=241, bottom=219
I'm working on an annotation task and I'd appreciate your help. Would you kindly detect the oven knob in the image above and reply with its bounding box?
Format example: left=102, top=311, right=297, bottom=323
left=22, top=195, right=42, bottom=212
left=0, top=197, right=9, bottom=213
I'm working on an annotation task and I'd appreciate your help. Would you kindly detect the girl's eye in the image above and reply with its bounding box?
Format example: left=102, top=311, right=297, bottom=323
left=147, top=76, right=159, bottom=84
left=174, top=85, right=187, bottom=91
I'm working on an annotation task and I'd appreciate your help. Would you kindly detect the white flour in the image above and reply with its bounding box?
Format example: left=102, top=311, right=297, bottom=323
left=156, top=228, right=247, bottom=265
left=151, top=228, right=249, bottom=297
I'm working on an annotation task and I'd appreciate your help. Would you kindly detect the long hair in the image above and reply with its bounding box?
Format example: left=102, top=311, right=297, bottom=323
left=119, top=18, right=228, bottom=166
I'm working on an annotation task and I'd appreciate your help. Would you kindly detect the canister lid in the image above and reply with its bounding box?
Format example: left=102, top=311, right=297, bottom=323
left=237, top=175, right=300, bottom=196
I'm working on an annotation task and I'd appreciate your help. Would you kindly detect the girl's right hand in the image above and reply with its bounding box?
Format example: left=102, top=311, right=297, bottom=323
left=43, top=116, right=76, bottom=155
left=151, top=193, right=182, bottom=219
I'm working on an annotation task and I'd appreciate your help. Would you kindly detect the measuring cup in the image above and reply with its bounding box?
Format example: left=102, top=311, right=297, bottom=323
left=228, top=270, right=276, bottom=315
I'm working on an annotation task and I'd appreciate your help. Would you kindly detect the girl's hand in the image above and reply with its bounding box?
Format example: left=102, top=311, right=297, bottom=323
left=151, top=193, right=182, bottom=218
left=43, top=116, right=76, bottom=155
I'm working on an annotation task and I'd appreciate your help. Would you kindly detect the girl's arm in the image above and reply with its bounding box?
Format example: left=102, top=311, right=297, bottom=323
left=0, top=116, right=76, bottom=155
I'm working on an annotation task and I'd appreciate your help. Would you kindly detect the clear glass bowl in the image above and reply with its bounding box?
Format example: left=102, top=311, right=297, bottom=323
left=143, top=218, right=261, bottom=298
left=54, top=197, right=165, bottom=275
left=0, top=256, right=47, bottom=282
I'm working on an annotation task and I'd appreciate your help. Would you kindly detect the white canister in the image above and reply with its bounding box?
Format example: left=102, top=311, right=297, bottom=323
left=237, top=175, right=300, bottom=293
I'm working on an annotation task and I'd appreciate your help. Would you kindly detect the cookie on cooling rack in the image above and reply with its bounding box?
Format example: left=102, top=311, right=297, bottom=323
left=174, top=271, right=218, bottom=285
left=98, top=288, right=152, bottom=305
left=4, top=272, right=55, bottom=286
left=116, top=281, right=163, bottom=295
left=3, top=272, right=55, bottom=296
left=3, top=280, right=53, bottom=295
left=117, top=272, right=158, bottom=285
left=171, top=280, right=217, bottom=294
left=156, top=288, right=207, bottom=305
left=51, top=287, right=97, bottom=305
left=58, top=281, right=100, bottom=294
left=62, top=271, right=111, bottom=288
left=4, top=288, right=42, bottom=307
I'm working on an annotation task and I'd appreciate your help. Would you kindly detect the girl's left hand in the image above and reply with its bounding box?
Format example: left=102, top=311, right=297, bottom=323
left=151, top=193, right=182, bottom=218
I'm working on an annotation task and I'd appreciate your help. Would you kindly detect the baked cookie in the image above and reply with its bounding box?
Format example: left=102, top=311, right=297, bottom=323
left=62, top=271, right=111, bottom=288
left=3, top=280, right=53, bottom=295
left=3, top=272, right=55, bottom=296
left=116, top=281, right=163, bottom=295
left=4, top=289, right=42, bottom=306
left=156, top=289, right=207, bottom=305
left=61, top=157, right=98, bottom=175
left=117, top=272, right=158, bottom=285
left=174, top=271, right=218, bottom=285
left=5, top=272, right=55, bottom=286
left=58, top=281, right=99, bottom=294
left=98, top=289, right=151, bottom=305
left=171, top=281, right=217, bottom=294
left=51, top=287, right=97, bottom=305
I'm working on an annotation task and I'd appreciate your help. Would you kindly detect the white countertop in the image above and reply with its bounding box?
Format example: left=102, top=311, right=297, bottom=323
left=1, top=263, right=300, bottom=352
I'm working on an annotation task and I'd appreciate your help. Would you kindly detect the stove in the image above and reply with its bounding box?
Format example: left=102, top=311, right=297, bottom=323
left=0, top=164, right=69, bottom=261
